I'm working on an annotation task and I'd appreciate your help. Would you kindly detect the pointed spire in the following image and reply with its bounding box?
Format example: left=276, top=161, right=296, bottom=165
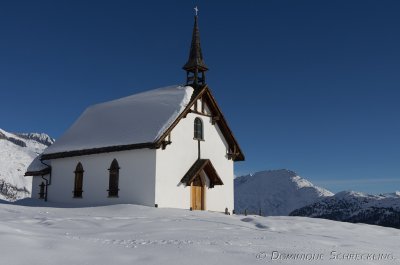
left=183, top=7, right=208, bottom=88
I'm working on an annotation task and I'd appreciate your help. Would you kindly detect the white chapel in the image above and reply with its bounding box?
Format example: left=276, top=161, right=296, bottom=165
left=25, top=13, right=244, bottom=213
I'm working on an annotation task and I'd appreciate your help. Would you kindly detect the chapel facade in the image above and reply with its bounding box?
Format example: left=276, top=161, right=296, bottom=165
left=26, top=12, right=244, bottom=213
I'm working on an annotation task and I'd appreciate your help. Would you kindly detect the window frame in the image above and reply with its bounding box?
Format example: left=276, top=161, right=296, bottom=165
left=73, top=162, right=84, bottom=198
left=193, top=117, right=204, bottom=140
left=39, top=181, right=45, bottom=199
left=108, top=159, right=120, bottom=198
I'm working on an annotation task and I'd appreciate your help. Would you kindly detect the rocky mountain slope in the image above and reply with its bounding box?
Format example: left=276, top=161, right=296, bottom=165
left=0, top=128, right=54, bottom=201
left=290, top=190, right=400, bottom=229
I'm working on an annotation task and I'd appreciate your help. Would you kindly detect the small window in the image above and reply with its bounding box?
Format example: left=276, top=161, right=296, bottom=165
left=73, top=162, right=84, bottom=198
left=194, top=117, right=204, bottom=140
left=39, top=182, right=45, bottom=199
left=108, top=159, right=120, bottom=197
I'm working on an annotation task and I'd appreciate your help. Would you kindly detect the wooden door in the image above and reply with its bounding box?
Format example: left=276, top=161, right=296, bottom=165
left=191, top=175, right=204, bottom=210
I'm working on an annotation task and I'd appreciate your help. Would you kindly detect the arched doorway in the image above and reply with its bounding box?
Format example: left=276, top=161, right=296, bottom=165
left=191, top=174, right=204, bottom=210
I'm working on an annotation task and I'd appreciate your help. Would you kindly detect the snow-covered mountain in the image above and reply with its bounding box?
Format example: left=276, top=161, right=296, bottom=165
left=14, top=132, right=55, bottom=147
left=0, top=128, right=53, bottom=201
left=290, top=190, right=400, bottom=229
left=234, top=169, right=333, bottom=216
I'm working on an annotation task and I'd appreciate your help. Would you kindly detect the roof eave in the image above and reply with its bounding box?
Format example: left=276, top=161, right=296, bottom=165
left=25, top=167, right=51, bottom=176
left=41, top=142, right=156, bottom=160
left=180, top=159, right=224, bottom=186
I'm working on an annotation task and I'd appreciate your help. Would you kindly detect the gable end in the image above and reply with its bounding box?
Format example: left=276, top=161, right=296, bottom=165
left=156, top=85, right=245, bottom=161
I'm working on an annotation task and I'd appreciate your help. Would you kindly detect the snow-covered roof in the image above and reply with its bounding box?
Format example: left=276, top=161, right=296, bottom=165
left=43, top=85, right=194, bottom=155
left=26, top=156, right=48, bottom=173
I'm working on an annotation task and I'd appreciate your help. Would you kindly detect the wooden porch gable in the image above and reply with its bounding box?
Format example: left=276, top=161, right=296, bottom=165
left=180, top=159, right=223, bottom=188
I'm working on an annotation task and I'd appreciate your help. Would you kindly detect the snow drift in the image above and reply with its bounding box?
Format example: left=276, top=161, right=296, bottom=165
left=0, top=202, right=399, bottom=265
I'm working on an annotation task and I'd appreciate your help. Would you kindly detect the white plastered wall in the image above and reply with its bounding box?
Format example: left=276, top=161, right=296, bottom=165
left=155, top=100, right=234, bottom=213
left=45, top=149, right=156, bottom=206
left=31, top=175, right=45, bottom=199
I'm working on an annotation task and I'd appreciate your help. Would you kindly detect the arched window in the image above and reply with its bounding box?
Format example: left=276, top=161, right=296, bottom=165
left=108, top=159, right=120, bottom=197
left=194, top=117, right=204, bottom=140
left=73, top=162, right=84, bottom=198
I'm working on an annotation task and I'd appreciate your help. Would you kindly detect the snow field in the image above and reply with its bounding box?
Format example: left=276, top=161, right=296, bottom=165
left=0, top=202, right=399, bottom=265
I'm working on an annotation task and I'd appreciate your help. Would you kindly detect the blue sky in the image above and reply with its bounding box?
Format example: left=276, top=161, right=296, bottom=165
left=1, top=1, right=399, bottom=194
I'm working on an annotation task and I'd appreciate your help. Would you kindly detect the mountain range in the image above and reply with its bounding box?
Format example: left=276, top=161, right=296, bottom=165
left=290, top=190, right=400, bottom=229
left=234, top=169, right=333, bottom=216
left=0, top=128, right=54, bottom=201
left=234, top=169, right=400, bottom=228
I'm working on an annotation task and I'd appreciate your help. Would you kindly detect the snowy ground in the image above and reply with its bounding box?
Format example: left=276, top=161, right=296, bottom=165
left=0, top=201, right=399, bottom=265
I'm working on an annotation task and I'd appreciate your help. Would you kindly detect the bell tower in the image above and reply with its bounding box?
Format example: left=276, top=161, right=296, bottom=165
left=183, top=7, right=208, bottom=89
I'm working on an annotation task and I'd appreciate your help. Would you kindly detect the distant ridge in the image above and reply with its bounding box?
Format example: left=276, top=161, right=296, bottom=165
left=15, top=132, right=55, bottom=147
left=290, top=190, right=400, bottom=229
left=234, top=169, right=333, bottom=216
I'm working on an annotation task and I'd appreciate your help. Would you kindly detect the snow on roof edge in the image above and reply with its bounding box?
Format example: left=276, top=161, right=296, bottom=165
left=153, top=86, right=193, bottom=141
left=26, top=155, right=48, bottom=173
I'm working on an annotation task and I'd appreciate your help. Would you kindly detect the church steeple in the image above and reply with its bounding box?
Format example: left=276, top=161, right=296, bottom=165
left=183, top=7, right=208, bottom=88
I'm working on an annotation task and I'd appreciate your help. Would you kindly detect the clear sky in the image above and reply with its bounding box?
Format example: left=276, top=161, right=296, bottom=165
left=1, top=1, right=399, bottom=194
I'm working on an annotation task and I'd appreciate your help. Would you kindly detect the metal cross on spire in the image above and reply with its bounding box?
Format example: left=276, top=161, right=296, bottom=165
left=194, top=6, right=199, bottom=16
